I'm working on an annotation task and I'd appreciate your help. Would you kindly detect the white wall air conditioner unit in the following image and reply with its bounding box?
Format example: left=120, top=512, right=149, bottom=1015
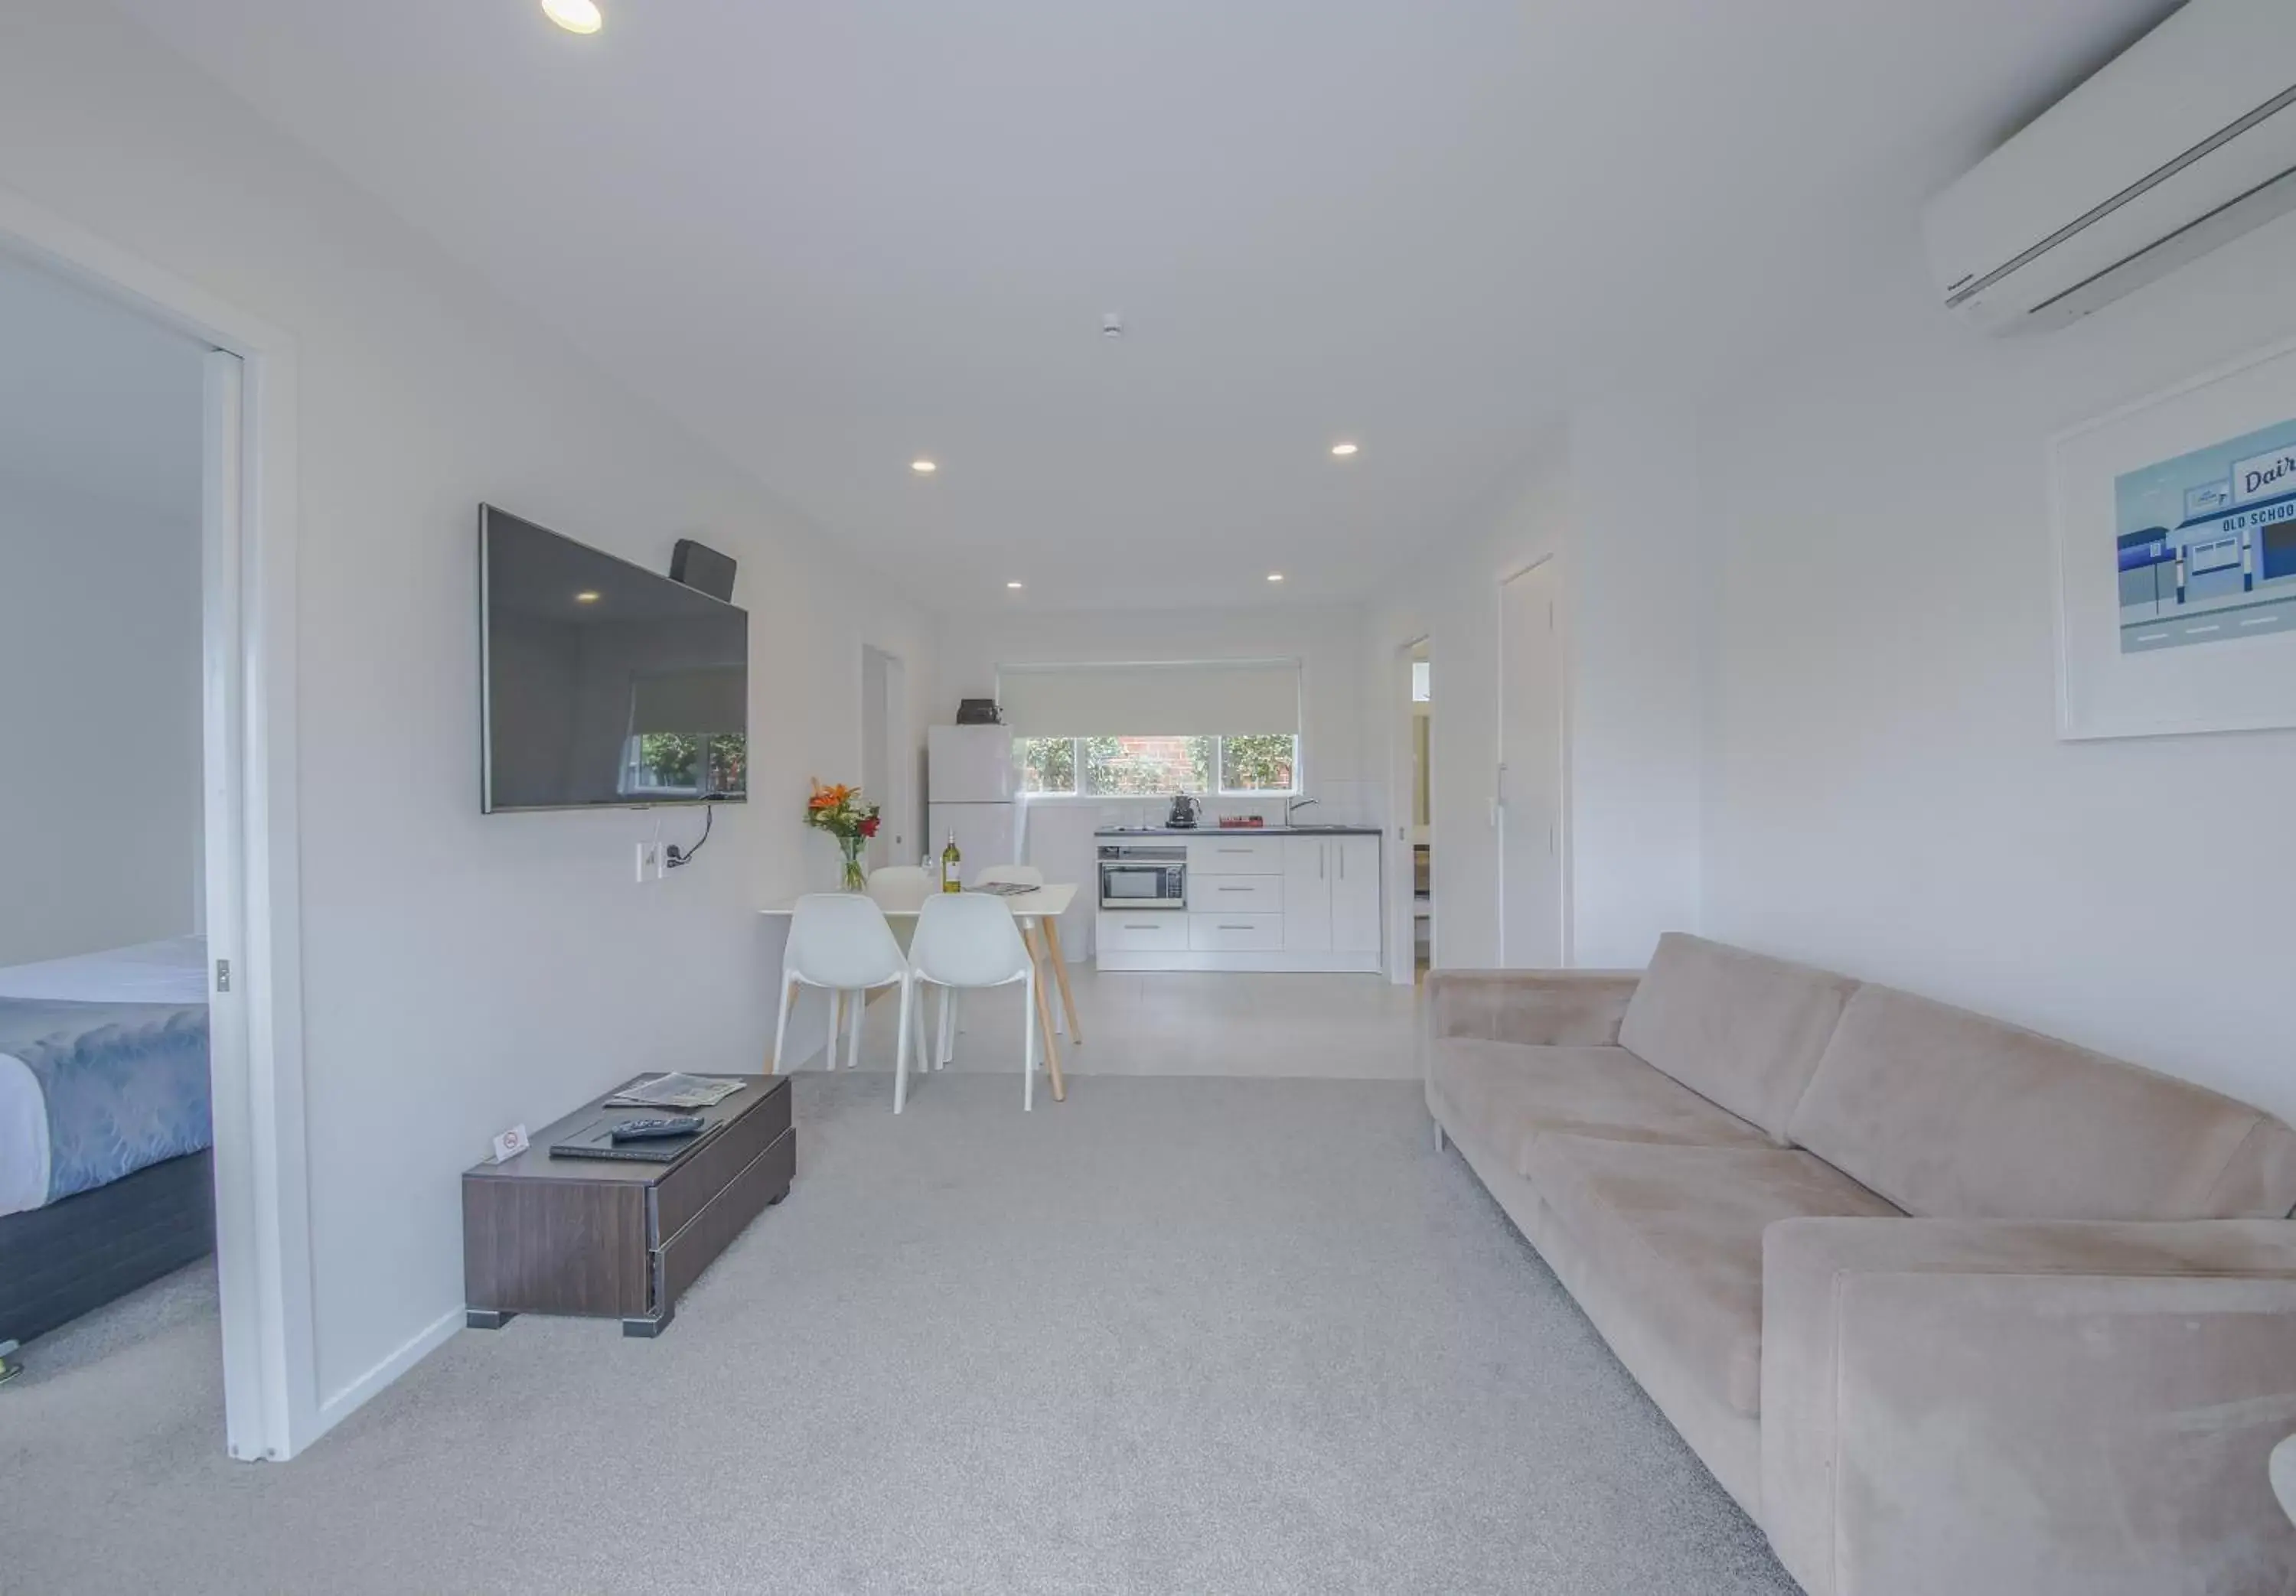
left=1924, top=0, right=2296, bottom=334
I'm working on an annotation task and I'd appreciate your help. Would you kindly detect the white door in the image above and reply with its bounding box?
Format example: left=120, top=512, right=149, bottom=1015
left=1281, top=835, right=1332, bottom=951
left=1332, top=835, right=1381, bottom=953
left=1498, top=560, right=1564, bottom=968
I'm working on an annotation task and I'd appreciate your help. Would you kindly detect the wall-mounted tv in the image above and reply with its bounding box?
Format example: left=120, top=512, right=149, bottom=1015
left=480, top=505, right=748, bottom=813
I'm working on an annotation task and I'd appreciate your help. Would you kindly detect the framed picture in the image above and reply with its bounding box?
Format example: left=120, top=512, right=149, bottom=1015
left=2051, top=336, right=2296, bottom=739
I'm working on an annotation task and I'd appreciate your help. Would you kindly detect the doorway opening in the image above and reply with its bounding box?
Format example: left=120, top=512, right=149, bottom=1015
left=859, top=644, right=910, bottom=870
left=0, top=252, right=215, bottom=1393
left=0, top=195, right=308, bottom=1461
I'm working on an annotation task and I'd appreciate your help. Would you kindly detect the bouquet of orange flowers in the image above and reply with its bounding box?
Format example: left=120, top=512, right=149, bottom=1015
left=806, top=780, right=881, bottom=890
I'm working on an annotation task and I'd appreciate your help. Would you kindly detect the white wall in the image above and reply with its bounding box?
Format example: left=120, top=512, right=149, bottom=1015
left=1566, top=400, right=1709, bottom=967
left=1362, top=413, right=1708, bottom=974
left=1700, top=212, right=2296, bottom=1125
left=0, top=256, right=205, bottom=966
left=0, top=0, right=932, bottom=1416
left=1365, top=434, right=1571, bottom=972
left=0, top=471, right=202, bottom=965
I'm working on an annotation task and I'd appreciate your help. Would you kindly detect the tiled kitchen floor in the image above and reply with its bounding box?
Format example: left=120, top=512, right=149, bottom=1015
left=818, top=964, right=1425, bottom=1081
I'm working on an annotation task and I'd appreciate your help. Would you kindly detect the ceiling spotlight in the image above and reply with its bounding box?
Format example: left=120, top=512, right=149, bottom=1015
left=574, top=591, right=601, bottom=604
left=912, top=459, right=938, bottom=474
left=1006, top=581, right=1025, bottom=590
left=542, top=0, right=602, bottom=34
left=1330, top=441, right=1359, bottom=458
left=1267, top=572, right=1285, bottom=582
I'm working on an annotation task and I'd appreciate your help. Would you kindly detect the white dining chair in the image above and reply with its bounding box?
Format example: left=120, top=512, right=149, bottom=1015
left=943, top=865, right=1046, bottom=1055
left=867, top=863, right=940, bottom=1045
left=904, top=891, right=1043, bottom=1111
left=865, top=865, right=935, bottom=912
left=771, top=893, right=909, bottom=1079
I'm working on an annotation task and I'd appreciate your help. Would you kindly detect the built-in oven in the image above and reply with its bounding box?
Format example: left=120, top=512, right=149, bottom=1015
left=1097, top=843, right=1187, bottom=910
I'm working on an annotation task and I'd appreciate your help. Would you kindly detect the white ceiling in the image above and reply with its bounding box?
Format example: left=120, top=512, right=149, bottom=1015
left=0, top=250, right=206, bottom=520
left=113, top=0, right=2174, bottom=610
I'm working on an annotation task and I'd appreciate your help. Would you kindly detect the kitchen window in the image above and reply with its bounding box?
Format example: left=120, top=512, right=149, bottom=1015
left=1019, top=734, right=1299, bottom=797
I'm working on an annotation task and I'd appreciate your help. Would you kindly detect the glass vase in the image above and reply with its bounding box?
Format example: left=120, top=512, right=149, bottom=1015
left=840, top=837, right=868, bottom=893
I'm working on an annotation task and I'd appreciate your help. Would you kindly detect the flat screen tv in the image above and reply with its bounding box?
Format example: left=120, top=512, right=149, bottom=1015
left=480, top=505, right=748, bottom=812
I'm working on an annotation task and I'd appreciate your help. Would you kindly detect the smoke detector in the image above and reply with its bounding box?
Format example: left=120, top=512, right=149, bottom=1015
left=1101, top=312, right=1124, bottom=340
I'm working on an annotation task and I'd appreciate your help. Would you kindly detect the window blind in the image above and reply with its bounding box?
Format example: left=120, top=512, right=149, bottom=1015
left=996, top=660, right=1300, bottom=738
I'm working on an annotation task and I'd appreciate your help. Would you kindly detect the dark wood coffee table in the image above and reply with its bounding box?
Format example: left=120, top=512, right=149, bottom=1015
left=462, top=1073, right=792, bottom=1337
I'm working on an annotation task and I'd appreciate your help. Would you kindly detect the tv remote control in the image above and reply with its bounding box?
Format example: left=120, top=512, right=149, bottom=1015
left=609, top=1116, right=706, bottom=1142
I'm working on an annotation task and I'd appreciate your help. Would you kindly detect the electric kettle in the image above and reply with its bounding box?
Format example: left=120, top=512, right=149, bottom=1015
left=1166, top=793, right=1202, bottom=829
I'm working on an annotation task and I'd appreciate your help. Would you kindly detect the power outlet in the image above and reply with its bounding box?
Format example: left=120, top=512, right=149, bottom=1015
left=634, top=840, right=664, bottom=882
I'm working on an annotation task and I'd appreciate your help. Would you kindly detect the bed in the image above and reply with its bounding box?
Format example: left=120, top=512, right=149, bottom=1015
left=0, top=936, right=215, bottom=1375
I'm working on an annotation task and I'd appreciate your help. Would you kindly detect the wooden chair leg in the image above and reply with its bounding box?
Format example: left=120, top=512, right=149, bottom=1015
left=770, top=977, right=796, bottom=1073
left=1042, top=916, right=1083, bottom=1044
left=1026, top=928, right=1065, bottom=1103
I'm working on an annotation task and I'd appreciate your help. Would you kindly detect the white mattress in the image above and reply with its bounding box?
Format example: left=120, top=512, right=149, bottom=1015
left=0, top=936, right=207, bottom=1217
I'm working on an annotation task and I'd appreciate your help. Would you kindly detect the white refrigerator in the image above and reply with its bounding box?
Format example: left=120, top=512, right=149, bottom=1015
left=927, top=725, right=1022, bottom=878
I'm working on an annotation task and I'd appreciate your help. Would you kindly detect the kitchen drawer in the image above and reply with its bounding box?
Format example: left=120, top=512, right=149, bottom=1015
left=1097, top=911, right=1189, bottom=952
left=1186, top=836, right=1284, bottom=875
left=1189, top=912, right=1286, bottom=952
left=1189, top=874, right=1284, bottom=913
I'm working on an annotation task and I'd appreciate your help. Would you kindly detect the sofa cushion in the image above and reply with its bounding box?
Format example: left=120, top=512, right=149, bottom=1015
left=1615, top=933, right=1861, bottom=1143
left=1427, top=1038, right=1772, bottom=1175
left=1533, top=1135, right=1900, bottom=1418
left=1788, top=984, right=2296, bottom=1221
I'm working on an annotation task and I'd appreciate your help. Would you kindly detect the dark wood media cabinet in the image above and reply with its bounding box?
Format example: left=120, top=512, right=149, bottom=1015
left=462, top=1073, right=792, bottom=1337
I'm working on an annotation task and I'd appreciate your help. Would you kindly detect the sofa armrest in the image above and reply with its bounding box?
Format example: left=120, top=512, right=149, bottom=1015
left=1423, top=969, right=1642, bottom=1048
left=1760, top=1216, right=2296, bottom=1596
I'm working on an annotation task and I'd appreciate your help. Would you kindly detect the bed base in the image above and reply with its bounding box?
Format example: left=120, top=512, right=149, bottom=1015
left=0, top=1150, right=215, bottom=1376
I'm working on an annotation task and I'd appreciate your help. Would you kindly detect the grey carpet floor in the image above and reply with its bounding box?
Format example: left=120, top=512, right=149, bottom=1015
left=0, top=1074, right=1796, bottom=1594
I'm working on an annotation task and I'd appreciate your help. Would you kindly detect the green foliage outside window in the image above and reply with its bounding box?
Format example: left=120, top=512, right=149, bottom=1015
left=1015, top=735, right=1300, bottom=797
left=1083, top=735, right=1212, bottom=796
left=1020, top=737, right=1076, bottom=794
left=1220, top=734, right=1296, bottom=793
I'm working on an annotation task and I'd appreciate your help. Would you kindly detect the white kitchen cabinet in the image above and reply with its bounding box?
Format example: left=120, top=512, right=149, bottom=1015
left=1189, top=913, right=1286, bottom=952
left=1093, top=830, right=1381, bottom=972
left=1193, top=874, right=1285, bottom=914
left=1187, top=835, right=1286, bottom=875
left=1097, top=913, right=1189, bottom=953
left=1332, top=835, right=1381, bottom=953
left=1282, top=836, right=1332, bottom=952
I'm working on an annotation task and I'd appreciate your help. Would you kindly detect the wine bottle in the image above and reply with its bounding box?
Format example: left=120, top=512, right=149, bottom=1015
left=941, top=830, right=961, bottom=893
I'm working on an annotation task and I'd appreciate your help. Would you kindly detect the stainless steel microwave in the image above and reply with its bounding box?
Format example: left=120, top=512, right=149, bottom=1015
left=1097, top=844, right=1186, bottom=910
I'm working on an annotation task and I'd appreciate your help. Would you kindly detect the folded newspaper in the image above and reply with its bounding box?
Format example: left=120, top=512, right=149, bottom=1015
left=604, top=1072, right=748, bottom=1109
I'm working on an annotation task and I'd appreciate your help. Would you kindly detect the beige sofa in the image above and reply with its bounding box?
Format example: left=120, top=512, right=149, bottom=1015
left=1425, top=933, right=2296, bottom=1596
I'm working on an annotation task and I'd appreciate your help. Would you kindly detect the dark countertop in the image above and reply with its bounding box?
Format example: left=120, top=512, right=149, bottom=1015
left=1094, top=826, right=1383, bottom=838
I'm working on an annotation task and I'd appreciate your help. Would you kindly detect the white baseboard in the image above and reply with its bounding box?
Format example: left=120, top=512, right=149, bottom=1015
left=313, top=1304, right=461, bottom=1432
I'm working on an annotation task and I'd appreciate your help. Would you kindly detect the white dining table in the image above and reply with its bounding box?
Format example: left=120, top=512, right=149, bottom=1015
left=758, top=883, right=1081, bottom=1102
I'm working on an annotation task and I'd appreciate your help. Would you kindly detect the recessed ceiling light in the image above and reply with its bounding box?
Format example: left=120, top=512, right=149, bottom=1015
left=1006, top=581, right=1025, bottom=590
left=912, top=459, right=938, bottom=474
left=574, top=590, right=601, bottom=604
left=1267, top=572, right=1284, bottom=582
left=542, top=0, right=602, bottom=34
left=1330, top=441, right=1359, bottom=458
